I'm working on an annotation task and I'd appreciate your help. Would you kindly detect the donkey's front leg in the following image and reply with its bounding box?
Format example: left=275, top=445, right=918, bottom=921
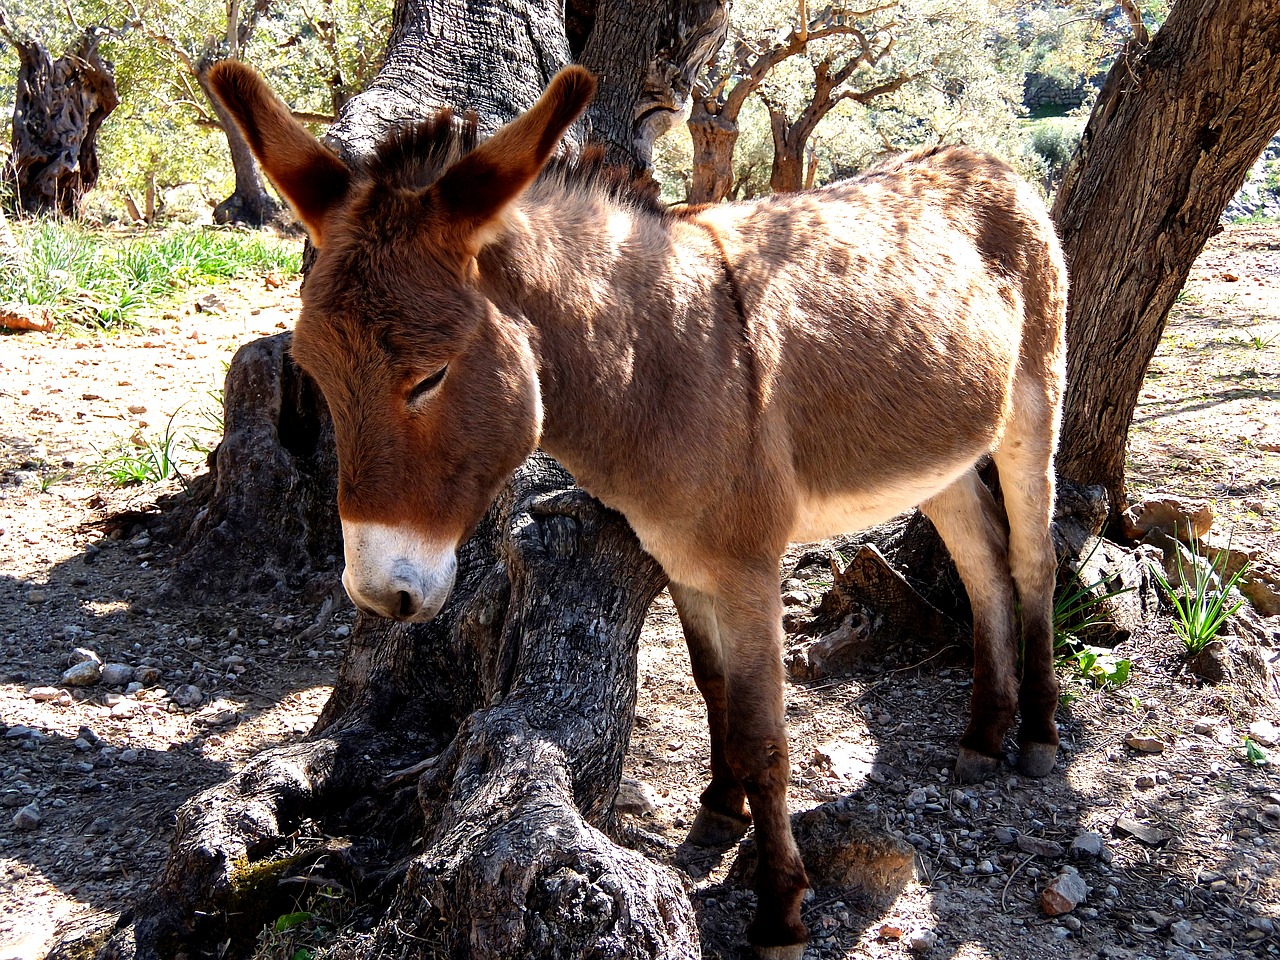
left=716, top=580, right=809, bottom=959
left=670, top=583, right=753, bottom=846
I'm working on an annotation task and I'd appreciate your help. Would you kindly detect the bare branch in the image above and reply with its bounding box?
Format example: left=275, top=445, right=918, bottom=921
left=1116, top=0, right=1149, bottom=45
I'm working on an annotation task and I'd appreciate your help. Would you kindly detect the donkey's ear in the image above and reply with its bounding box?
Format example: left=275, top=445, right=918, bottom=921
left=207, top=62, right=351, bottom=246
left=432, top=66, right=596, bottom=245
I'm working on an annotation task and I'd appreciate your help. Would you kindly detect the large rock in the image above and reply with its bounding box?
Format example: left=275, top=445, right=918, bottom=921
left=1121, top=497, right=1213, bottom=543
left=1066, top=538, right=1162, bottom=646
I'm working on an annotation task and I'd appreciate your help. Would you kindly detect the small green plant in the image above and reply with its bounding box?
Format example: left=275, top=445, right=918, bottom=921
left=254, top=889, right=354, bottom=960
left=1147, top=527, right=1252, bottom=655
left=1242, top=736, right=1269, bottom=767
left=1052, top=541, right=1134, bottom=693
left=1228, top=330, right=1278, bottom=350
left=91, top=412, right=190, bottom=488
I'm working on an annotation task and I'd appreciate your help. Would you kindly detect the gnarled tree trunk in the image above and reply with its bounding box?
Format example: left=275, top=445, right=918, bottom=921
left=1052, top=0, right=1280, bottom=521
left=3, top=27, right=118, bottom=216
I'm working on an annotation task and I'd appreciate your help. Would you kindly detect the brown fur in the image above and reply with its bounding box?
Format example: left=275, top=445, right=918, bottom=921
left=210, top=63, right=1067, bottom=956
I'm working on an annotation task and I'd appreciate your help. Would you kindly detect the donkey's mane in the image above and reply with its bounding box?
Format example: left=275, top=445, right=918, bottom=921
left=362, top=108, right=667, bottom=217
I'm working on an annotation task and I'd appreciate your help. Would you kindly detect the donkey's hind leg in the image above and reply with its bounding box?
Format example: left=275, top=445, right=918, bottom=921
left=993, top=399, right=1061, bottom=777
left=920, top=469, right=1019, bottom=783
left=669, top=582, right=752, bottom=846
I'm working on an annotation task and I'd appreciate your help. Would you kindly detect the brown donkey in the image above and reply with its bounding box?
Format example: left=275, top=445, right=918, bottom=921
left=210, top=63, right=1066, bottom=958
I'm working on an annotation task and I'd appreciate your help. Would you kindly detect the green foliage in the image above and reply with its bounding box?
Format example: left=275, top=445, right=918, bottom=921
left=90, top=411, right=195, bottom=487
left=1052, top=540, right=1134, bottom=694
left=1242, top=736, right=1269, bottom=768
left=254, top=889, right=355, bottom=960
left=1147, top=530, right=1252, bottom=656
left=1026, top=115, right=1083, bottom=177
left=0, top=220, right=300, bottom=328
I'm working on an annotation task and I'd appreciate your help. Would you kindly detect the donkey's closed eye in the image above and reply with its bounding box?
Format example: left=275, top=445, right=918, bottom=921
left=408, top=366, right=448, bottom=403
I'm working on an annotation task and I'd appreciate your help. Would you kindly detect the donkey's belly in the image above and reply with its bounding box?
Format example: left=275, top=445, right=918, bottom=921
left=789, top=461, right=973, bottom=542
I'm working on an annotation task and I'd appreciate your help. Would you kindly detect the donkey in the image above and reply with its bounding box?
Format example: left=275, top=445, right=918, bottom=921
left=210, top=63, right=1067, bottom=959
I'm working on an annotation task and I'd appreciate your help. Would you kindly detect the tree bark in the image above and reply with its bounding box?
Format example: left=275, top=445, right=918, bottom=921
left=2, top=26, right=118, bottom=216
left=687, top=98, right=738, bottom=203
left=99, top=452, right=686, bottom=960
left=1052, top=0, right=1280, bottom=521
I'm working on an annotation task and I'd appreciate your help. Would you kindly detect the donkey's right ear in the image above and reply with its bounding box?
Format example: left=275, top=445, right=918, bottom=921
left=207, top=62, right=351, bottom=246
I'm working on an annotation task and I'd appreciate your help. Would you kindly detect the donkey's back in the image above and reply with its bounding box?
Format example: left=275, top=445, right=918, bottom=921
left=677, top=145, right=1066, bottom=544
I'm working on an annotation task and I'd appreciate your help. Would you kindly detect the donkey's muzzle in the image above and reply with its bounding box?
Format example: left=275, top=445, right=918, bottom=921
left=340, top=520, right=458, bottom=623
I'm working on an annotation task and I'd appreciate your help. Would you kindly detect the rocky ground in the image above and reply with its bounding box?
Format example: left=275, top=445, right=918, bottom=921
left=1, top=225, right=1278, bottom=960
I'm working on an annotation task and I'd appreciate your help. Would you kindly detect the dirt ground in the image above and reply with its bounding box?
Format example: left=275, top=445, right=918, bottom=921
left=0, top=223, right=1278, bottom=960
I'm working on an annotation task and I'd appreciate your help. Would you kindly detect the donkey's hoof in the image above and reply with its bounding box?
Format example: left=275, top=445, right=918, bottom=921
left=754, top=945, right=807, bottom=960
left=1018, top=741, right=1058, bottom=778
left=954, top=747, right=1002, bottom=783
left=686, top=805, right=751, bottom=847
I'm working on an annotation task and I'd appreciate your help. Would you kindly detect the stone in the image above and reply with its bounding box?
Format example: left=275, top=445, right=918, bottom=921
left=1069, top=833, right=1104, bottom=860
left=109, top=700, right=140, bottom=719
left=86, top=816, right=112, bottom=835
left=119, top=749, right=140, bottom=764
left=26, top=686, right=62, bottom=701
left=99, top=663, right=134, bottom=686
left=906, top=927, right=937, bottom=953
left=12, top=803, right=41, bottom=830
left=1068, top=537, right=1161, bottom=644
left=171, top=684, right=203, bottom=708
left=133, top=665, right=162, bottom=686
left=69, top=647, right=102, bottom=666
left=60, top=660, right=101, bottom=687
left=1124, top=734, right=1165, bottom=754
left=1041, top=868, right=1088, bottom=916
left=613, top=777, right=657, bottom=816
left=1248, top=719, right=1279, bottom=748
left=812, top=740, right=873, bottom=783
left=1121, top=497, right=1213, bottom=543
left=1016, top=835, right=1066, bottom=858
left=1135, top=775, right=1156, bottom=790
left=1113, top=816, right=1171, bottom=846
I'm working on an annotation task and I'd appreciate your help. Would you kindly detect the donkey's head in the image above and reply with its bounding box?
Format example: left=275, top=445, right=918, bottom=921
left=209, top=63, right=595, bottom=622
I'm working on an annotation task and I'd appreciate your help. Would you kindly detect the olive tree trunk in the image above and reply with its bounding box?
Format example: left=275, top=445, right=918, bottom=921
left=1052, top=0, right=1280, bottom=520
left=2, top=26, right=118, bottom=216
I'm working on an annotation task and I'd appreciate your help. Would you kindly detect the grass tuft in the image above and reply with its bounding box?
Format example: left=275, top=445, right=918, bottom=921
left=1147, top=525, right=1251, bottom=656
left=0, top=220, right=300, bottom=330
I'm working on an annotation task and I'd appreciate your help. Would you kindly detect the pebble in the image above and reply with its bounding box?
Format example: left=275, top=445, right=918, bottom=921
left=1070, top=831, right=1105, bottom=859
left=119, top=749, right=140, bottom=765
left=86, top=816, right=112, bottom=835
left=1248, top=719, right=1279, bottom=747
left=1041, top=868, right=1088, bottom=916
left=1135, top=774, right=1156, bottom=789
left=100, top=663, right=135, bottom=686
left=171, top=684, right=204, bottom=707
left=109, top=700, right=140, bottom=719
left=12, top=803, right=41, bottom=830
left=70, top=647, right=102, bottom=665
left=26, top=589, right=47, bottom=604
left=61, top=660, right=101, bottom=686
left=134, top=665, right=162, bottom=685
left=1016, top=835, right=1065, bottom=858
left=906, top=928, right=937, bottom=953
left=1124, top=734, right=1165, bottom=754
left=27, top=686, right=63, bottom=701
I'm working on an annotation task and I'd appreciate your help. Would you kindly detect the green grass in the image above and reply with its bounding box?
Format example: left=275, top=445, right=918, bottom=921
left=0, top=220, right=301, bottom=330
left=1147, top=527, right=1251, bottom=656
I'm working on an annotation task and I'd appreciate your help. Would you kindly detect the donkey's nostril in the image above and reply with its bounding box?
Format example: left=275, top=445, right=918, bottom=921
left=397, top=590, right=417, bottom=619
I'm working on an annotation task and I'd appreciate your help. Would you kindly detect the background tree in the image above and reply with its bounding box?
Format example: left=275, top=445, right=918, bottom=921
left=0, top=6, right=119, bottom=215
left=1052, top=0, right=1280, bottom=521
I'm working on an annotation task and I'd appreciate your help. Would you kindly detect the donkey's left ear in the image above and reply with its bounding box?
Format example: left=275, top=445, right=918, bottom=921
left=432, top=66, right=596, bottom=246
